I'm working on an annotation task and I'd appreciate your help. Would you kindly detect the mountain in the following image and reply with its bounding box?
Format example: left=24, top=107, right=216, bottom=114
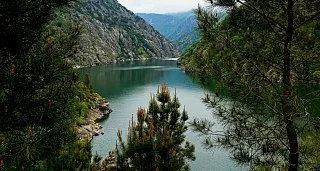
left=137, top=9, right=227, bottom=52
left=137, top=11, right=199, bottom=51
left=63, top=0, right=180, bottom=66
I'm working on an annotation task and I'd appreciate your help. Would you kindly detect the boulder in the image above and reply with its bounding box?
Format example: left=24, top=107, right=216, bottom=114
left=83, top=125, right=93, bottom=132
left=98, top=102, right=109, bottom=112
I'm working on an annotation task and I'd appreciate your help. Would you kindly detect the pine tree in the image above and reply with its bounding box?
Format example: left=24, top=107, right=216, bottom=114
left=183, top=0, right=320, bottom=170
left=0, top=0, right=85, bottom=169
left=116, top=84, right=195, bottom=170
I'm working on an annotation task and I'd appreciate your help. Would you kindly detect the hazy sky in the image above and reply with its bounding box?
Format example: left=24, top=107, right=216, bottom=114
left=117, top=0, right=207, bottom=14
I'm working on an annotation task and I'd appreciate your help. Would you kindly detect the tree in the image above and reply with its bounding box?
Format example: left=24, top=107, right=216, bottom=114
left=116, top=84, right=195, bottom=170
left=183, top=0, right=320, bottom=170
left=0, top=0, right=86, bottom=169
left=0, top=0, right=71, bottom=54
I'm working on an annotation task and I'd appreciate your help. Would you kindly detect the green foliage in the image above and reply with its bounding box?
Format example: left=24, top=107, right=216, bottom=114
left=174, top=30, right=200, bottom=52
left=73, top=82, right=95, bottom=118
left=182, top=0, right=320, bottom=170
left=91, top=152, right=103, bottom=171
left=137, top=11, right=215, bottom=51
left=33, top=141, right=92, bottom=171
left=0, top=0, right=71, bottom=54
left=0, top=1, right=96, bottom=170
left=136, top=47, right=148, bottom=59
left=116, top=84, right=195, bottom=170
left=300, top=132, right=320, bottom=170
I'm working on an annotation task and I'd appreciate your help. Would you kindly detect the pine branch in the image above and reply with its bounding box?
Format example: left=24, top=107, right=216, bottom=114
left=243, top=56, right=281, bottom=95
left=295, top=11, right=320, bottom=30
left=235, top=0, right=285, bottom=30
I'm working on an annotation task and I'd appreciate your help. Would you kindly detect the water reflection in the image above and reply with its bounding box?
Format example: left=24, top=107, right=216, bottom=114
left=80, top=60, right=173, bottom=99
left=80, top=60, right=246, bottom=171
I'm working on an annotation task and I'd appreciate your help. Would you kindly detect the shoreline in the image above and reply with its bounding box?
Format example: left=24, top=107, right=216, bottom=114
left=73, top=57, right=179, bottom=69
left=76, top=93, right=112, bottom=141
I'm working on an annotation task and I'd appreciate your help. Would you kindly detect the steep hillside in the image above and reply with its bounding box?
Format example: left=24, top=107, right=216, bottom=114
left=137, top=11, right=199, bottom=51
left=136, top=13, right=178, bottom=39
left=64, top=0, right=180, bottom=66
left=137, top=10, right=226, bottom=52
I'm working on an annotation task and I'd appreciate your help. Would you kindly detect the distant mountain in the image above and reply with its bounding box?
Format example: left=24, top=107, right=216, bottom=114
left=137, top=9, right=227, bottom=52
left=62, top=0, right=180, bottom=66
left=137, top=11, right=199, bottom=51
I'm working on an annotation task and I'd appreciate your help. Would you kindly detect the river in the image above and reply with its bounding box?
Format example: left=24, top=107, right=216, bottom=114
left=80, top=59, right=246, bottom=171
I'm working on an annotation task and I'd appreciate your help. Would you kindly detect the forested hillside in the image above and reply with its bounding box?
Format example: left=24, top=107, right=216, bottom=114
left=137, top=11, right=199, bottom=51
left=64, top=0, right=180, bottom=66
left=138, top=10, right=225, bottom=51
left=0, top=0, right=100, bottom=169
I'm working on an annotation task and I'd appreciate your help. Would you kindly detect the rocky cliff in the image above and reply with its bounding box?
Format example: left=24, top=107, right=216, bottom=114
left=66, top=0, right=180, bottom=66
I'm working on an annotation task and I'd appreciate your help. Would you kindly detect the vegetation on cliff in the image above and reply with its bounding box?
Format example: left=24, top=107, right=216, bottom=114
left=137, top=11, right=199, bottom=51
left=138, top=10, right=225, bottom=52
left=62, top=0, right=180, bottom=67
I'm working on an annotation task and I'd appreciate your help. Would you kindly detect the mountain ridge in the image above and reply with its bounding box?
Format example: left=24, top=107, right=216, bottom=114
left=63, top=0, right=180, bottom=66
left=137, top=9, right=227, bottom=52
left=137, top=11, right=199, bottom=52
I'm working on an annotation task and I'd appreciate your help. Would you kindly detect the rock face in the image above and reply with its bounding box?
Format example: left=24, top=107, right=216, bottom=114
left=66, top=0, right=180, bottom=66
left=77, top=95, right=112, bottom=141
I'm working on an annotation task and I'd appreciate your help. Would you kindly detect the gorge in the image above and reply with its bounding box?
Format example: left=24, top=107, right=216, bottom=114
left=80, top=59, right=246, bottom=170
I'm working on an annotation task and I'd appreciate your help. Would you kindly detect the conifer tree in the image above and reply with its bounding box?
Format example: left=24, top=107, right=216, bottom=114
left=0, top=0, right=86, bottom=169
left=182, top=0, right=320, bottom=170
left=116, top=84, right=195, bottom=170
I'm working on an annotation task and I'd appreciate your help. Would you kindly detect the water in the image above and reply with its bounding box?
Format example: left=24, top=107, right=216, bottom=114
left=80, top=59, right=246, bottom=171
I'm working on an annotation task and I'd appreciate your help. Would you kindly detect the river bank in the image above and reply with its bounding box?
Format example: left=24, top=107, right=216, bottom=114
left=77, top=92, right=112, bottom=141
left=73, top=57, right=180, bottom=69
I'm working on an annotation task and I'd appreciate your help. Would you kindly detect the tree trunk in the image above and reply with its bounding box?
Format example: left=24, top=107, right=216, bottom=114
left=282, top=0, right=299, bottom=170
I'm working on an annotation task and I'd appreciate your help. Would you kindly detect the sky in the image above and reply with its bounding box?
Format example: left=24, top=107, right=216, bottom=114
left=117, top=0, right=207, bottom=14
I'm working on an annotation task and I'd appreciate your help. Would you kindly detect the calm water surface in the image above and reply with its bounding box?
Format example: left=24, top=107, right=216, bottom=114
left=80, top=59, right=246, bottom=171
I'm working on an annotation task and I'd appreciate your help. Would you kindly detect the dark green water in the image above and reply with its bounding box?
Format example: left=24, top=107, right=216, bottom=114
left=80, top=59, right=246, bottom=171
